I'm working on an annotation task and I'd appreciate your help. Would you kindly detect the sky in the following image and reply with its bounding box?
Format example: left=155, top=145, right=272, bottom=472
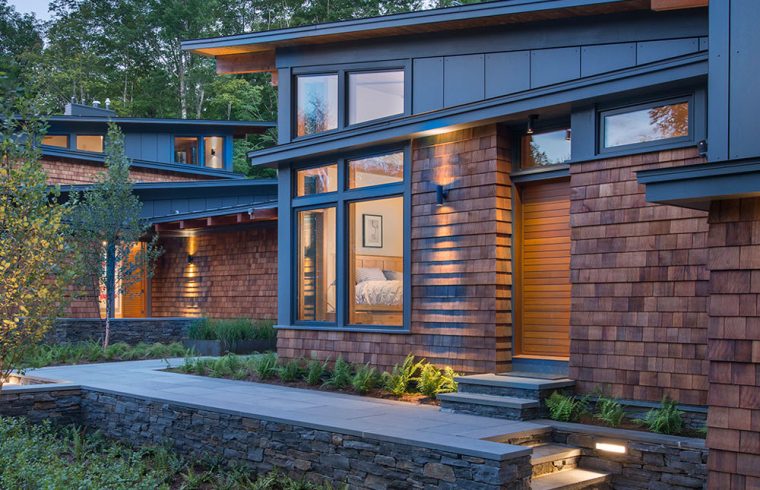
left=8, top=0, right=53, bottom=21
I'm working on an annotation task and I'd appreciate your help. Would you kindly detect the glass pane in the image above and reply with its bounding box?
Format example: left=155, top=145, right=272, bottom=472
left=297, top=207, right=336, bottom=322
left=296, top=164, right=338, bottom=196
left=348, top=151, right=404, bottom=189
left=42, top=135, right=68, bottom=148
left=174, top=137, right=199, bottom=164
left=348, top=70, right=404, bottom=125
left=204, top=136, right=224, bottom=169
left=349, top=196, right=403, bottom=326
left=296, top=74, right=338, bottom=136
left=604, top=101, right=689, bottom=148
left=521, top=129, right=571, bottom=169
left=76, top=135, right=104, bottom=153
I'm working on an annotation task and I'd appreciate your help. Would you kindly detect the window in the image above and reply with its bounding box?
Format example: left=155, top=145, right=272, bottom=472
left=296, top=74, right=338, bottom=137
left=348, top=151, right=404, bottom=189
left=349, top=196, right=404, bottom=326
left=297, top=207, right=336, bottom=322
left=292, top=149, right=406, bottom=329
left=204, top=136, right=224, bottom=169
left=296, top=164, right=338, bottom=196
left=521, top=129, right=572, bottom=169
left=76, top=135, right=104, bottom=153
left=42, top=135, right=68, bottom=148
left=602, top=100, right=690, bottom=149
left=348, top=70, right=404, bottom=125
left=174, top=137, right=199, bottom=164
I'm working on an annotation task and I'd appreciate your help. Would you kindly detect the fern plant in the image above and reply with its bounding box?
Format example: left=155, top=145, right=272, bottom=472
left=417, top=364, right=458, bottom=398
left=545, top=391, right=586, bottom=422
left=382, top=354, right=423, bottom=396
left=594, top=395, right=625, bottom=427
left=305, top=358, right=329, bottom=386
left=323, top=357, right=353, bottom=389
left=351, top=364, right=378, bottom=394
left=644, top=397, right=684, bottom=435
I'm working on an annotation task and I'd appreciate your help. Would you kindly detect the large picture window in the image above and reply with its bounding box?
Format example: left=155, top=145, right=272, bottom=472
left=296, top=74, right=338, bottom=137
left=602, top=99, right=690, bottom=150
left=292, top=149, right=407, bottom=329
left=348, top=70, right=404, bottom=125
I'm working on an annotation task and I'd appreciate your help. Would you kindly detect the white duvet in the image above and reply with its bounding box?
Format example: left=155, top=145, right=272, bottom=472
left=354, top=280, right=403, bottom=306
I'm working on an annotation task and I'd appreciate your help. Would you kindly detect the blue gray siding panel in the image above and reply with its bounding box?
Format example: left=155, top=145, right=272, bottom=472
left=443, top=54, right=485, bottom=107
left=413, top=57, right=444, bottom=113
left=636, top=38, right=699, bottom=65
left=729, top=0, right=760, bottom=160
left=581, top=43, right=636, bottom=77
left=485, top=51, right=531, bottom=98
left=530, top=47, right=580, bottom=88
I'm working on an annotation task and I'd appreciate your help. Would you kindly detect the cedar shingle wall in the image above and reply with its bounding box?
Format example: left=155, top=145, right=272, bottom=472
left=569, top=148, right=710, bottom=405
left=706, top=198, right=760, bottom=489
left=150, top=226, right=278, bottom=319
left=277, top=125, right=513, bottom=373
left=43, top=157, right=214, bottom=185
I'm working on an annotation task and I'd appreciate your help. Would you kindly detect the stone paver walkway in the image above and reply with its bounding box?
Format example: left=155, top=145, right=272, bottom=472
left=31, top=359, right=546, bottom=460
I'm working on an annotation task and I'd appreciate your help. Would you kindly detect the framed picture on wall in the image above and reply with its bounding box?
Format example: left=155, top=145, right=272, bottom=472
left=362, top=214, right=383, bottom=248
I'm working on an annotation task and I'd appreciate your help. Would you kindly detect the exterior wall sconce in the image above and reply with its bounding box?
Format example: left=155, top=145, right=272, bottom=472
left=565, top=128, right=572, bottom=141
left=187, top=254, right=194, bottom=265
left=526, top=114, right=539, bottom=135
left=436, top=184, right=449, bottom=206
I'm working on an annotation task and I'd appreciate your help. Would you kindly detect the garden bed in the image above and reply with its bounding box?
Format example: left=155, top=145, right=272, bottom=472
left=20, top=341, right=190, bottom=369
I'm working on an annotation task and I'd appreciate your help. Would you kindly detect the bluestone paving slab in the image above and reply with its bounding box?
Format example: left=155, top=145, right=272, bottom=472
left=30, top=359, right=543, bottom=461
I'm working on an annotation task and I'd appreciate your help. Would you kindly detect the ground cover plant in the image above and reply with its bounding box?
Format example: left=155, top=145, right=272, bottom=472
left=0, top=416, right=338, bottom=490
left=21, top=341, right=189, bottom=369
left=177, top=353, right=458, bottom=404
left=188, top=318, right=277, bottom=344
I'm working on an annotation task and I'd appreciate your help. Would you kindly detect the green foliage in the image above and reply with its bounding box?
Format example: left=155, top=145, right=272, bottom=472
left=351, top=364, right=378, bottom=395
left=594, top=395, right=625, bottom=428
left=545, top=392, right=587, bottom=422
left=278, top=359, right=303, bottom=382
left=382, top=354, right=423, bottom=396
left=253, top=352, right=278, bottom=379
left=323, top=357, right=353, bottom=390
left=187, top=318, right=276, bottom=344
left=0, top=416, right=338, bottom=489
left=417, top=364, right=458, bottom=399
left=305, top=358, right=328, bottom=386
left=644, top=397, right=685, bottom=435
left=21, top=341, right=189, bottom=369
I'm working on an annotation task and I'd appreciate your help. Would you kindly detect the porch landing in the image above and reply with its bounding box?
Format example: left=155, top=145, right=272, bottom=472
left=30, top=360, right=543, bottom=462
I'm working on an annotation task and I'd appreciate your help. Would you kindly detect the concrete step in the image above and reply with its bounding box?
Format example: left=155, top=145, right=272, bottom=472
left=438, top=392, right=540, bottom=420
left=456, top=373, right=575, bottom=399
left=531, top=468, right=611, bottom=490
left=530, top=443, right=582, bottom=477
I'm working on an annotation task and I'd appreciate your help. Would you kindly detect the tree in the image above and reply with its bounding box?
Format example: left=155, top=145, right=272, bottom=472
left=0, top=0, right=43, bottom=85
left=0, top=89, right=74, bottom=390
left=69, top=123, right=161, bottom=348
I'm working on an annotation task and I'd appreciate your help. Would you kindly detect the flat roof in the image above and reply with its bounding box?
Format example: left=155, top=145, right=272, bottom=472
left=183, top=0, right=650, bottom=57
left=47, top=115, right=275, bottom=135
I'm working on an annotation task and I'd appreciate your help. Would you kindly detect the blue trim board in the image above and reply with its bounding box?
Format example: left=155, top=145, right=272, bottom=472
left=46, top=115, right=274, bottom=133
left=149, top=201, right=277, bottom=224
left=637, top=158, right=760, bottom=211
left=248, top=53, right=707, bottom=167
left=58, top=178, right=277, bottom=199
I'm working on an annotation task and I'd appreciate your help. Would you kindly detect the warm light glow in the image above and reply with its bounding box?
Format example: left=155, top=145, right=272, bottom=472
left=595, top=442, right=626, bottom=454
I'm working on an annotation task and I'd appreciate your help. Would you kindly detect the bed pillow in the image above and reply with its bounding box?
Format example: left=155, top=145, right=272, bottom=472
left=356, top=267, right=386, bottom=284
left=383, top=270, right=403, bottom=281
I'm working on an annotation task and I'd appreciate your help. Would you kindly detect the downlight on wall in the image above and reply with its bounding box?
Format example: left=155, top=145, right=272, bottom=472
left=595, top=442, right=626, bottom=454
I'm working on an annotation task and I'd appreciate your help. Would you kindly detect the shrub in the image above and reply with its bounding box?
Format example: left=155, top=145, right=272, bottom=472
left=417, top=364, right=458, bottom=398
left=351, top=364, right=378, bottom=395
left=594, top=395, right=625, bottom=427
left=323, top=357, right=353, bottom=390
left=382, top=354, right=423, bottom=396
left=187, top=318, right=277, bottom=345
left=278, top=359, right=303, bottom=382
left=644, top=397, right=684, bottom=435
left=253, top=353, right=278, bottom=379
left=545, top=391, right=587, bottom=422
left=305, top=359, right=328, bottom=386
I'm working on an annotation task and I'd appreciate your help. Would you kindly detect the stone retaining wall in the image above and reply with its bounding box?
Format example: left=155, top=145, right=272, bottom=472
left=80, top=389, right=532, bottom=489
left=48, top=318, right=195, bottom=345
left=549, top=421, right=708, bottom=489
left=0, top=385, right=81, bottom=425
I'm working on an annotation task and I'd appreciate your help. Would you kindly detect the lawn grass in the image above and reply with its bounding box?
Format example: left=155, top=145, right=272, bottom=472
left=21, top=340, right=190, bottom=369
left=0, top=416, right=338, bottom=489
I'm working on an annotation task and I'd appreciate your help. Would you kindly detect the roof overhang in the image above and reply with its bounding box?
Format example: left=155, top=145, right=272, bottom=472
left=46, top=116, right=275, bottom=137
left=637, top=158, right=760, bottom=211
left=151, top=203, right=277, bottom=233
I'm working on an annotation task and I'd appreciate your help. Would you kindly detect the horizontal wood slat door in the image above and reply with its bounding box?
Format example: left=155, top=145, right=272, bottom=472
left=516, top=179, right=571, bottom=358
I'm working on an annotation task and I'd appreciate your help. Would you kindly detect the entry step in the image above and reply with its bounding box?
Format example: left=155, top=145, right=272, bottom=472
left=530, top=443, right=581, bottom=477
left=438, top=392, right=539, bottom=420
left=455, top=373, right=575, bottom=399
left=531, top=468, right=610, bottom=490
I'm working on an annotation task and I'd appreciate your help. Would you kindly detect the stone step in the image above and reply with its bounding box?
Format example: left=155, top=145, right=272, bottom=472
left=438, top=392, right=540, bottom=420
left=456, top=373, right=575, bottom=399
left=530, top=443, right=582, bottom=477
left=531, top=468, right=611, bottom=490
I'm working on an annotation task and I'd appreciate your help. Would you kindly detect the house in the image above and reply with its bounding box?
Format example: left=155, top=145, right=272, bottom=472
left=184, top=0, right=760, bottom=486
left=43, top=102, right=279, bottom=322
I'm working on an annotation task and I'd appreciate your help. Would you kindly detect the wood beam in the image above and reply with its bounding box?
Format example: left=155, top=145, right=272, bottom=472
left=651, top=0, right=707, bottom=11
left=154, top=222, right=180, bottom=232
left=216, top=51, right=276, bottom=75
left=251, top=208, right=278, bottom=221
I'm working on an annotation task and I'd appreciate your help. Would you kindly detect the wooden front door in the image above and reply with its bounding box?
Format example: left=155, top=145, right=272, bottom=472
left=121, top=243, right=147, bottom=318
left=515, top=179, right=571, bottom=359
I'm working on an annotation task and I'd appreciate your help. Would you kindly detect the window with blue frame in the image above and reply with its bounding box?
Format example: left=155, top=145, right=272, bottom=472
left=174, top=137, right=199, bottom=164
left=41, top=134, right=69, bottom=148
left=601, top=98, right=690, bottom=151
left=293, top=149, right=407, bottom=328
